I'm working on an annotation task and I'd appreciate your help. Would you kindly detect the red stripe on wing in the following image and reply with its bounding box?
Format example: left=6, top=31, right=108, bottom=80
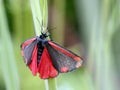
left=21, top=37, right=36, bottom=49
left=21, top=37, right=37, bottom=65
left=38, top=47, right=58, bottom=79
left=48, top=41, right=82, bottom=61
left=28, top=45, right=38, bottom=76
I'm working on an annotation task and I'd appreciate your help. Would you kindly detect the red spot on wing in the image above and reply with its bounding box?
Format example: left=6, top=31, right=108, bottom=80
left=61, top=67, right=68, bottom=72
left=38, top=47, right=58, bottom=79
left=28, top=45, right=38, bottom=76
left=73, top=57, right=81, bottom=61
left=76, top=60, right=83, bottom=68
left=21, top=50, right=24, bottom=56
left=48, top=41, right=81, bottom=61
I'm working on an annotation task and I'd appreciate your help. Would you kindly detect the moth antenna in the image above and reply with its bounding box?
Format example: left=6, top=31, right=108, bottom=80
left=47, top=27, right=56, bottom=31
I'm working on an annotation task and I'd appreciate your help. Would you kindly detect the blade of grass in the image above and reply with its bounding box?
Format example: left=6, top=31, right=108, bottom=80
left=76, top=0, right=118, bottom=90
left=7, top=0, right=24, bottom=41
left=0, top=0, right=20, bottom=90
left=29, top=0, right=57, bottom=90
left=48, top=78, right=57, bottom=90
left=30, top=0, right=43, bottom=35
left=30, top=0, right=48, bottom=35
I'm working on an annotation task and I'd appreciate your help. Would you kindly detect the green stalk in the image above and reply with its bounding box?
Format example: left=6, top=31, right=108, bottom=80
left=48, top=78, right=57, bottom=90
left=30, top=0, right=56, bottom=90
left=30, top=0, right=48, bottom=35
left=0, top=0, right=20, bottom=90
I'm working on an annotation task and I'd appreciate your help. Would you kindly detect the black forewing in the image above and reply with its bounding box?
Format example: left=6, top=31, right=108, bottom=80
left=46, top=43, right=80, bottom=73
left=22, top=40, right=37, bottom=65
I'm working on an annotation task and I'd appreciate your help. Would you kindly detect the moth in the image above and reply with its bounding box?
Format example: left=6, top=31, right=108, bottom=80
left=21, top=31, right=83, bottom=79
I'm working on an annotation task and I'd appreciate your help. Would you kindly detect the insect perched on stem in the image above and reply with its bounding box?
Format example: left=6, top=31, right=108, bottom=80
left=21, top=27, right=83, bottom=79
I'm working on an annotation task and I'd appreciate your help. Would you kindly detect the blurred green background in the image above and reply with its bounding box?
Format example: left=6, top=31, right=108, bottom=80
left=0, top=0, right=120, bottom=90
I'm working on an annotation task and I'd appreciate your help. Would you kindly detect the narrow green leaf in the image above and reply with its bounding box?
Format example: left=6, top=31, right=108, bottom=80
left=0, top=0, right=20, bottom=90
left=29, top=0, right=56, bottom=90
left=76, top=0, right=118, bottom=90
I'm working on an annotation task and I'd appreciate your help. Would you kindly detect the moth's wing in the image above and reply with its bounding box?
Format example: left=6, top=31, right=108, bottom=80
left=21, top=37, right=37, bottom=65
left=38, top=47, right=58, bottom=79
left=28, top=45, right=38, bottom=76
left=46, top=41, right=83, bottom=73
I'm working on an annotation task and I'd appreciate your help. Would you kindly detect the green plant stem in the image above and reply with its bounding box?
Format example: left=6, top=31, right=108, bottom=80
left=30, top=0, right=48, bottom=35
left=30, top=0, right=56, bottom=90
left=48, top=78, right=57, bottom=90
left=30, top=0, right=43, bottom=35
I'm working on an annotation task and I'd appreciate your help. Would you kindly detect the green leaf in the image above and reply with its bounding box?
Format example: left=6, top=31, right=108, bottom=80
left=29, top=0, right=56, bottom=90
left=0, top=0, right=20, bottom=90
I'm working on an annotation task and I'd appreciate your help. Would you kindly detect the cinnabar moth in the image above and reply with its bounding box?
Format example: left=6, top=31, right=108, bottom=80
left=21, top=32, right=83, bottom=79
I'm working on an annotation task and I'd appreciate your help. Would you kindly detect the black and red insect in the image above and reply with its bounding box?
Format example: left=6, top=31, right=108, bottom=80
left=21, top=31, right=83, bottom=79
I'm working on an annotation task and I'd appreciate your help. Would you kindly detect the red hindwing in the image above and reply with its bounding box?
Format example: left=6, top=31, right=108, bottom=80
left=28, top=45, right=38, bottom=76
left=38, top=47, right=58, bottom=79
